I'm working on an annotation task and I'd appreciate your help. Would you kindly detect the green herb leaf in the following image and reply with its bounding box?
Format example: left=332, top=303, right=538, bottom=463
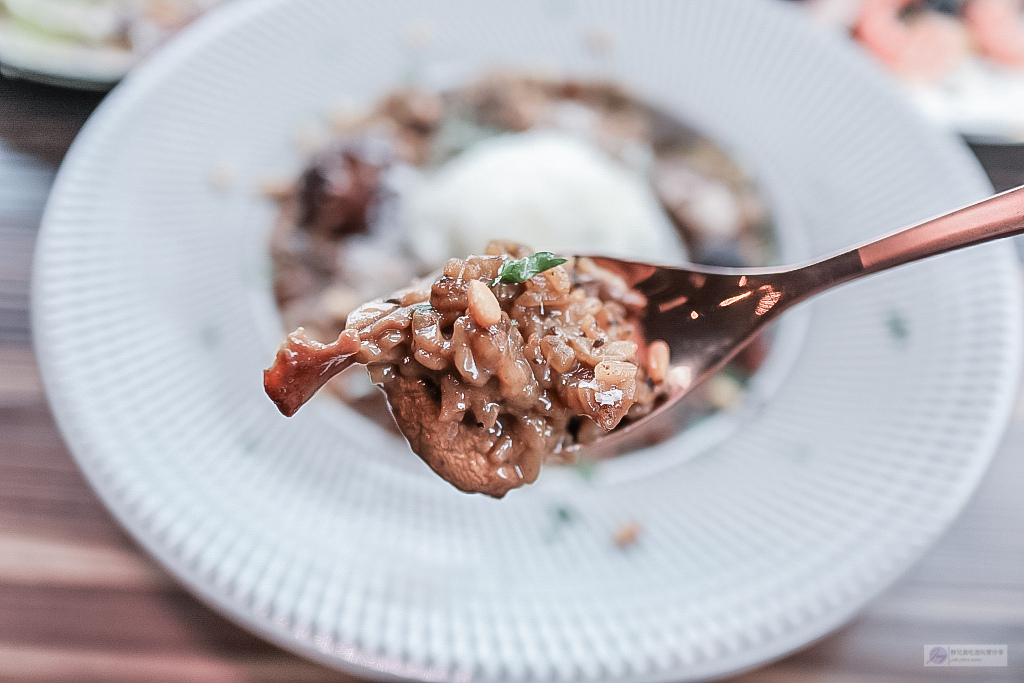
left=555, top=506, right=574, bottom=522
left=410, top=303, right=433, bottom=312
left=886, top=311, right=909, bottom=341
left=543, top=504, right=578, bottom=544
left=494, top=252, right=568, bottom=285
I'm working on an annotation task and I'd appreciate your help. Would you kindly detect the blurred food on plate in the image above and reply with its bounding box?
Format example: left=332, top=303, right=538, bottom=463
left=0, top=0, right=227, bottom=86
left=796, top=0, right=1024, bottom=139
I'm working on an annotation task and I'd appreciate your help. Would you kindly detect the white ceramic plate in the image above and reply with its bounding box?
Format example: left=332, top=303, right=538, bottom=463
left=33, top=1, right=1023, bottom=681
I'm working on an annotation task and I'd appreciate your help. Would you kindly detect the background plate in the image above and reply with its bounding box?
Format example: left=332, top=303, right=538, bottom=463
left=32, top=0, right=1023, bottom=681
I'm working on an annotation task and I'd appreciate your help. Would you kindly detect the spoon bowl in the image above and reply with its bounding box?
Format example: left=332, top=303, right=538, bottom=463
left=582, top=183, right=1024, bottom=458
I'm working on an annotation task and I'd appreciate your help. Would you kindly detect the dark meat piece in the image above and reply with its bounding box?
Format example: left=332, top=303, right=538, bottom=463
left=264, top=328, right=361, bottom=417
left=297, top=137, right=392, bottom=238
left=382, top=372, right=544, bottom=498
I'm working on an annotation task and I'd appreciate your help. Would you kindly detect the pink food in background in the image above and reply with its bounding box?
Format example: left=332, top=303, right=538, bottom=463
left=853, top=0, right=969, bottom=82
left=963, top=0, right=1024, bottom=68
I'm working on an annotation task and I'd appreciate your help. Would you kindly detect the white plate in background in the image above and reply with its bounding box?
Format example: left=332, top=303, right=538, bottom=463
left=0, top=14, right=133, bottom=89
left=0, top=0, right=226, bottom=89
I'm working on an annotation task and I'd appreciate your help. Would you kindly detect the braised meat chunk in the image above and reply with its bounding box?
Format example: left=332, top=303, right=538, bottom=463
left=265, top=242, right=670, bottom=498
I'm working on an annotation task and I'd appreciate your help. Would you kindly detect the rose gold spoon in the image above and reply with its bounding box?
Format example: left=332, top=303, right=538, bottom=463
left=581, top=184, right=1024, bottom=459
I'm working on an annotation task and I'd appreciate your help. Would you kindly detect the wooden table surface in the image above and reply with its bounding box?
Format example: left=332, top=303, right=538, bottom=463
left=2, top=73, right=1024, bottom=683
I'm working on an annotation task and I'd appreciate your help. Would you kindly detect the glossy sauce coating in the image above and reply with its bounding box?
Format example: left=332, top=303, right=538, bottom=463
left=265, top=244, right=670, bottom=497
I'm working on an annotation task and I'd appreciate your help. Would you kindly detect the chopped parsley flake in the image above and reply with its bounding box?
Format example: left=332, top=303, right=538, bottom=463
left=493, top=252, right=568, bottom=285
left=886, top=312, right=909, bottom=340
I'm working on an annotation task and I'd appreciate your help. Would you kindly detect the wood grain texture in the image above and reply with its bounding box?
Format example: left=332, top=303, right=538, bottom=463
left=1, top=73, right=1023, bottom=682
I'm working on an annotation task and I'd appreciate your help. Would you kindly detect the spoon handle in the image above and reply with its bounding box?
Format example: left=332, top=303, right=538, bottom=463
left=858, top=184, right=1024, bottom=271
left=792, top=184, right=1024, bottom=300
